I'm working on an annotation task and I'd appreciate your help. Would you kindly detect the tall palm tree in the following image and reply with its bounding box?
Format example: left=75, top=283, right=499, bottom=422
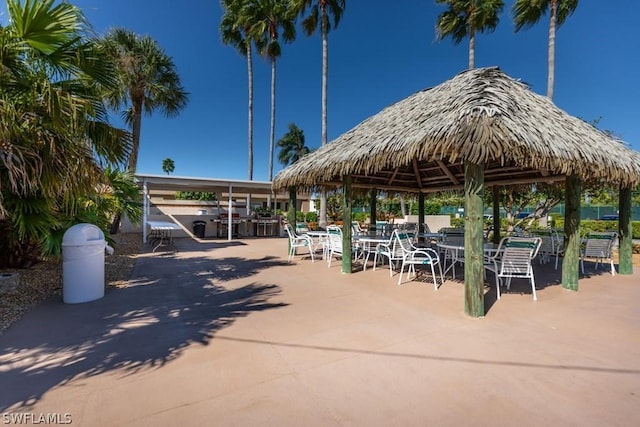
left=0, top=0, right=131, bottom=266
left=293, top=0, right=346, bottom=228
left=250, top=0, right=296, bottom=181
left=100, top=28, right=189, bottom=172
left=513, top=0, right=579, bottom=100
left=435, top=0, right=504, bottom=69
left=277, top=123, right=311, bottom=166
left=220, top=0, right=264, bottom=180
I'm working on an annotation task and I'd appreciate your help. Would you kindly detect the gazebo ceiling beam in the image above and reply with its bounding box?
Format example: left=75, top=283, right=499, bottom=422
left=327, top=173, right=565, bottom=194
left=412, top=159, right=423, bottom=188
left=436, top=160, right=460, bottom=185
left=386, top=168, right=400, bottom=186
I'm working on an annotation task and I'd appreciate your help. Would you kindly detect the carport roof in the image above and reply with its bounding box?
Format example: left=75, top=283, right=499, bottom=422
left=135, top=174, right=274, bottom=195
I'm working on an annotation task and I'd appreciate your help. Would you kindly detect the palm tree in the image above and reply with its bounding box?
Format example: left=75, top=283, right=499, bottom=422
left=513, top=0, right=579, bottom=100
left=0, top=0, right=131, bottom=267
left=220, top=0, right=264, bottom=180
left=435, top=0, right=504, bottom=69
left=100, top=28, right=189, bottom=172
left=162, top=158, right=175, bottom=175
left=292, top=0, right=346, bottom=228
left=277, top=123, right=311, bottom=166
left=250, top=0, right=296, bottom=181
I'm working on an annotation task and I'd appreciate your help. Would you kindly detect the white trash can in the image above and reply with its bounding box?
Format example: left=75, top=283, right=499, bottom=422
left=62, top=223, right=107, bottom=304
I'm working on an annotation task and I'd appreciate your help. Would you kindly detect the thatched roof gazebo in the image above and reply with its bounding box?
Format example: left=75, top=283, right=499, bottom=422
left=273, top=67, right=640, bottom=317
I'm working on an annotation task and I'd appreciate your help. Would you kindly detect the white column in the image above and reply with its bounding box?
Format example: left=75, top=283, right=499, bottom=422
left=227, top=184, right=233, bottom=241
left=142, top=179, right=148, bottom=244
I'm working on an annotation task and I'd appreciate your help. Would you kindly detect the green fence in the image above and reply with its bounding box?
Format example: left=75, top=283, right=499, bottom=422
left=439, top=205, right=640, bottom=221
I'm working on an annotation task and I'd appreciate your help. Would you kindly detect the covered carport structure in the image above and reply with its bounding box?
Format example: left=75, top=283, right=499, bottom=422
left=273, top=67, right=640, bottom=317
left=136, top=174, right=280, bottom=241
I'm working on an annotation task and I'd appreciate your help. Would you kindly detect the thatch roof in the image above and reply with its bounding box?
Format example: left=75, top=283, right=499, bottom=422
left=273, top=67, right=640, bottom=193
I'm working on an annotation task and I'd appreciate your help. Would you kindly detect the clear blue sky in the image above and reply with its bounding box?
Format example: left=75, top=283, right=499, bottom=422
left=3, top=1, right=639, bottom=181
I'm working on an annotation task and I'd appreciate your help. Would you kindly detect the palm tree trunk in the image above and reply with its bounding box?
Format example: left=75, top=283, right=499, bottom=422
left=268, top=58, right=276, bottom=181
left=547, top=0, right=557, bottom=100
left=247, top=42, right=254, bottom=180
left=127, top=101, right=143, bottom=172
left=468, top=30, right=475, bottom=69
left=318, top=5, right=329, bottom=229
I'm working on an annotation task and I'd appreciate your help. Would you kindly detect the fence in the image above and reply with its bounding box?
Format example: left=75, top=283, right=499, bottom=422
left=439, top=205, right=640, bottom=221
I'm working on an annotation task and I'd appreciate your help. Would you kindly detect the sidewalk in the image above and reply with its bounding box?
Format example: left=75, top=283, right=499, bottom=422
left=1, top=237, right=639, bottom=426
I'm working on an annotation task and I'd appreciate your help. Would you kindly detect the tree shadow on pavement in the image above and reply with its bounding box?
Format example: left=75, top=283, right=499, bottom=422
left=0, top=254, right=290, bottom=411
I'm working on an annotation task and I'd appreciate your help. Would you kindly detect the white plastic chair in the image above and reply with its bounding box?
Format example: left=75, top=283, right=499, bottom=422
left=396, top=231, right=443, bottom=289
left=531, top=230, right=555, bottom=265
left=440, top=228, right=465, bottom=275
left=326, top=225, right=361, bottom=268
left=284, top=223, right=315, bottom=263
left=485, top=236, right=542, bottom=300
left=373, top=229, right=405, bottom=276
left=580, top=232, right=617, bottom=275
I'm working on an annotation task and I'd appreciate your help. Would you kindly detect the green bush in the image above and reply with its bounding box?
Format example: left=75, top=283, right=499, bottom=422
left=552, top=219, right=640, bottom=239
left=175, top=191, right=216, bottom=201
left=411, top=201, right=441, bottom=215
left=305, top=211, right=318, bottom=223
left=353, top=212, right=368, bottom=223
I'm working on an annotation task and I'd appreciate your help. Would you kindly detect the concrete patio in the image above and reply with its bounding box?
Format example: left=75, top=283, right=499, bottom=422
left=1, top=237, right=638, bottom=426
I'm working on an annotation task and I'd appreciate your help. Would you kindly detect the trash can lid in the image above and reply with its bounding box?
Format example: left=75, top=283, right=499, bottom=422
left=193, top=220, right=207, bottom=225
left=62, top=223, right=105, bottom=246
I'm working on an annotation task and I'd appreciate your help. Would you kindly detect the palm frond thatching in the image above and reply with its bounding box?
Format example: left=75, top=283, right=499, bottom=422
left=273, top=67, right=640, bottom=193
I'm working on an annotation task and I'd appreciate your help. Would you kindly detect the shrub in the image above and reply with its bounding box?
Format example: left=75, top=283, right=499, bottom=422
left=175, top=191, right=216, bottom=201
left=353, top=212, right=368, bottom=223
left=305, top=211, right=318, bottom=223
left=549, top=219, right=639, bottom=239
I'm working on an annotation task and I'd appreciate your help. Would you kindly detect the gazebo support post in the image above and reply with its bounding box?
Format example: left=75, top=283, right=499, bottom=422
left=369, top=188, right=377, bottom=233
left=618, top=185, right=633, bottom=274
left=418, top=193, right=425, bottom=237
left=464, top=161, right=485, bottom=317
left=287, top=187, right=297, bottom=254
left=562, top=174, right=581, bottom=290
left=342, top=175, right=353, bottom=273
left=492, top=186, right=501, bottom=244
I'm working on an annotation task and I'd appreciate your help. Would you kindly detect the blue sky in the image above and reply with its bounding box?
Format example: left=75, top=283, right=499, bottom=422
left=3, top=1, right=639, bottom=181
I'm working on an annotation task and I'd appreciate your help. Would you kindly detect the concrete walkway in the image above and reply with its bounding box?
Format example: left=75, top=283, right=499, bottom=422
left=1, top=237, right=639, bottom=426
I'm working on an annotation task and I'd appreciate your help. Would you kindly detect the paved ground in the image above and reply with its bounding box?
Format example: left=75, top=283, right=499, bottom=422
left=1, top=237, right=639, bottom=426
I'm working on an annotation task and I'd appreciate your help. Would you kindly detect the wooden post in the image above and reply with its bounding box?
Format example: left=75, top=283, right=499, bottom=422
left=369, top=188, right=377, bottom=233
left=287, top=187, right=297, bottom=254
left=418, top=193, right=425, bottom=236
left=492, top=186, right=501, bottom=244
left=287, top=187, right=297, bottom=225
left=342, top=175, right=353, bottom=273
left=618, top=185, right=633, bottom=275
left=464, top=161, right=485, bottom=317
left=562, top=174, right=581, bottom=291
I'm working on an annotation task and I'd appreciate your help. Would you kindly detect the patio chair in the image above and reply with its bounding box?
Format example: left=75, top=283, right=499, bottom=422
left=531, top=229, right=556, bottom=265
left=580, top=232, right=617, bottom=275
left=440, top=228, right=465, bottom=273
left=373, top=229, right=405, bottom=277
left=326, top=225, right=361, bottom=268
left=296, top=222, right=310, bottom=234
left=396, top=231, right=443, bottom=289
left=284, top=223, right=315, bottom=263
left=351, top=221, right=365, bottom=237
left=484, top=236, right=542, bottom=300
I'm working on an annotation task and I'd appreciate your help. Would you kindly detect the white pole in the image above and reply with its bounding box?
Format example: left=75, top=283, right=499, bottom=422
left=142, top=179, right=148, bottom=244
left=228, top=184, right=233, bottom=241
